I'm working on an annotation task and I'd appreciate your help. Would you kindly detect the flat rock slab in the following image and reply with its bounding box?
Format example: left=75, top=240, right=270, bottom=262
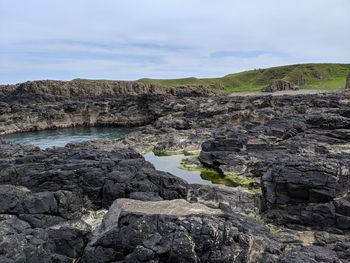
left=109, top=198, right=222, bottom=216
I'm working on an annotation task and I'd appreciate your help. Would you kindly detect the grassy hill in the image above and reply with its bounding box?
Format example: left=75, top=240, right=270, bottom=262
left=139, top=63, right=350, bottom=92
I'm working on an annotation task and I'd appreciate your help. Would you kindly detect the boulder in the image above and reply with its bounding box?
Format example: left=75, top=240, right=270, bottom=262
left=82, top=199, right=282, bottom=263
left=0, top=185, right=92, bottom=263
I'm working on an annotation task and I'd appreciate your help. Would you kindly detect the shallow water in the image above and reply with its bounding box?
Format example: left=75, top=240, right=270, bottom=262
left=2, top=127, right=215, bottom=185
left=144, top=152, right=213, bottom=185
left=2, top=127, right=134, bottom=149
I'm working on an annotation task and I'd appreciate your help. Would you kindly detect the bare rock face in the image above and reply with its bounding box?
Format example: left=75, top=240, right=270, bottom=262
left=0, top=141, right=188, bottom=209
left=188, top=184, right=259, bottom=216
left=1, top=79, right=214, bottom=103
left=0, top=79, right=213, bottom=135
left=82, top=199, right=282, bottom=263
left=198, top=93, right=350, bottom=231
left=261, top=156, right=350, bottom=229
left=262, top=79, right=299, bottom=92
left=0, top=185, right=91, bottom=262
left=346, top=73, right=350, bottom=90
left=1, top=80, right=350, bottom=262
left=0, top=141, right=189, bottom=262
left=279, top=246, right=342, bottom=263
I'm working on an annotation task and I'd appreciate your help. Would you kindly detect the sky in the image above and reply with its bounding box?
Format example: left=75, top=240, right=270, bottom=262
left=0, top=0, right=349, bottom=84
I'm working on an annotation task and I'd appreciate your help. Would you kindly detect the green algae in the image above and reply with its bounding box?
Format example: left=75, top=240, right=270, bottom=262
left=225, top=173, right=254, bottom=188
left=151, top=151, right=262, bottom=193
left=179, top=158, right=261, bottom=193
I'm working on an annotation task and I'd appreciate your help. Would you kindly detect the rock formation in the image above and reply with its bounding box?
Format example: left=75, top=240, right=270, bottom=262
left=262, top=79, right=299, bottom=92
left=346, top=73, right=350, bottom=90
left=0, top=80, right=350, bottom=262
left=199, top=111, right=350, bottom=231
left=82, top=199, right=282, bottom=263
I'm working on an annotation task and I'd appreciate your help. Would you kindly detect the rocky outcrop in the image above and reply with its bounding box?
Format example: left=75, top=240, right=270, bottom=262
left=188, top=184, right=259, bottom=216
left=1, top=138, right=349, bottom=262
left=0, top=141, right=188, bottom=262
left=262, top=156, right=350, bottom=230
left=1, top=80, right=350, bottom=262
left=1, top=79, right=214, bottom=102
left=279, top=245, right=343, bottom=263
left=262, top=79, right=299, bottom=92
left=0, top=185, right=91, bottom=262
left=0, top=141, right=188, bottom=209
left=82, top=198, right=282, bottom=263
left=0, top=94, right=171, bottom=134
left=0, top=79, right=213, bottom=135
left=198, top=99, right=350, bottom=231
left=346, top=73, right=350, bottom=90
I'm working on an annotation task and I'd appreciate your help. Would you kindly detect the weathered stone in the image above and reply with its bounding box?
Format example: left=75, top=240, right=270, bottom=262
left=346, top=73, right=350, bottom=90
left=197, top=104, right=350, bottom=230
left=0, top=141, right=188, bottom=209
left=82, top=199, right=282, bottom=263
left=0, top=81, right=350, bottom=261
left=279, top=245, right=342, bottom=263
left=188, top=184, right=259, bottom=215
left=262, top=79, right=299, bottom=93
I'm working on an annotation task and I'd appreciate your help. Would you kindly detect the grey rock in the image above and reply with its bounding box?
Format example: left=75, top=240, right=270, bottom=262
left=0, top=141, right=188, bottom=209
left=82, top=199, right=282, bottom=263
left=1, top=82, right=350, bottom=261
left=262, top=80, right=299, bottom=93
left=279, top=246, right=342, bottom=263
left=346, top=73, right=350, bottom=90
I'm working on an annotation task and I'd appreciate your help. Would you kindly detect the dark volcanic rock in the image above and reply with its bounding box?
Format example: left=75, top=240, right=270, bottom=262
left=198, top=95, right=350, bottom=231
left=0, top=141, right=188, bottom=209
left=1, top=79, right=214, bottom=102
left=0, top=185, right=91, bottom=262
left=188, top=184, right=260, bottom=215
left=1, top=81, right=350, bottom=262
left=199, top=126, right=249, bottom=173
left=262, top=156, right=350, bottom=205
left=279, top=245, right=342, bottom=263
left=0, top=214, right=92, bottom=262
left=0, top=80, right=213, bottom=135
left=0, top=141, right=189, bottom=262
left=82, top=199, right=282, bottom=263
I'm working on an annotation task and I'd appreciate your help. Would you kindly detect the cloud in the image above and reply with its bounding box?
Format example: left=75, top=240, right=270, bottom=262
left=0, top=0, right=349, bottom=83
left=1, top=44, right=165, bottom=64
left=210, top=51, right=274, bottom=59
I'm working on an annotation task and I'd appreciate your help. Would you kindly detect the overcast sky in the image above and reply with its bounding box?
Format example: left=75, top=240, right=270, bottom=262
left=0, top=0, right=349, bottom=84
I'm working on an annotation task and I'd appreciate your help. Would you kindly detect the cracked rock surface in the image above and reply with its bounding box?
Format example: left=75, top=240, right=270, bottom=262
left=82, top=198, right=282, bottom=263
left=0, top=81, right=350, bottom=262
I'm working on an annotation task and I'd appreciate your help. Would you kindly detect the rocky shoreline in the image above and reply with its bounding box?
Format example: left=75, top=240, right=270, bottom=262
left=0, top=80, right=350, bottom=262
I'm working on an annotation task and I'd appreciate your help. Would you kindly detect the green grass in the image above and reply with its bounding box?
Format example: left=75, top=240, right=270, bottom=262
left=138, top=63, right=350, bottom=93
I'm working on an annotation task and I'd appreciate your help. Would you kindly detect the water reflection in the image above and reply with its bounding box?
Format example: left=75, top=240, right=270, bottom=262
left=144, top=152, right=213, bottom=185
left=3, top=127, right=231, bottom=186
left=2, top=127, right=134, bottom=149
